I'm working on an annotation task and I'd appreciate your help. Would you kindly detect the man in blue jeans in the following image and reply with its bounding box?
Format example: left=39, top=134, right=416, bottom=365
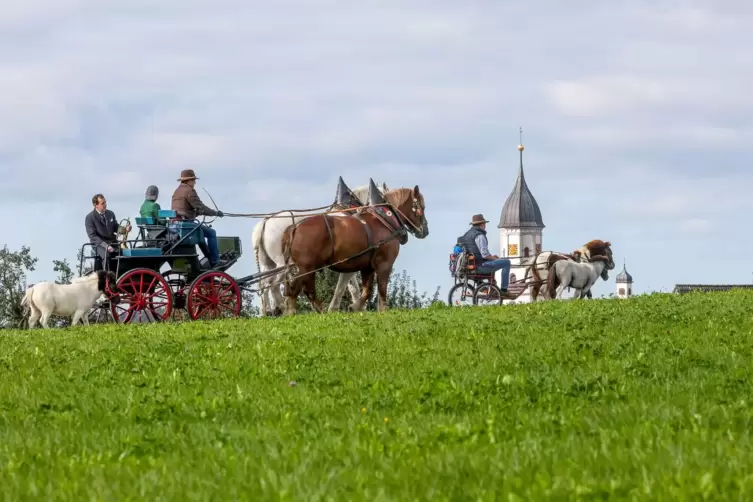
left=461, top=214, right=512, bottom=297
left=171, top=169, right=225, bottom=267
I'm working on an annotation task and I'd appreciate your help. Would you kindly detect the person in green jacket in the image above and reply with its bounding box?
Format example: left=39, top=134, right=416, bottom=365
left=139, top=185, right=162, bottom=222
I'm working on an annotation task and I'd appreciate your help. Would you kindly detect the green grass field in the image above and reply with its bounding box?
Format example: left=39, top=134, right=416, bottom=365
left=2, top=291, right=753, bottom=500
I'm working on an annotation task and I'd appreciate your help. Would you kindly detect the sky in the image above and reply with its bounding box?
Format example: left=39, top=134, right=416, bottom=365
left=2, top=0, right=753, bottom=302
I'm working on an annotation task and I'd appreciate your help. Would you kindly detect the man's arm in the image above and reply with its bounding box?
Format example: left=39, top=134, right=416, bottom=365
left=187, top=188, right=218, bottom=217
left=85, top=213, right=109, bottom=251
left=475, top=235, right=499, bottom=260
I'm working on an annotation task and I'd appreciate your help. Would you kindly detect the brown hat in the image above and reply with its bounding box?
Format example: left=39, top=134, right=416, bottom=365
left=470, top=214, right=489, bottom=225
left=177, top=169, right=199, bottom=181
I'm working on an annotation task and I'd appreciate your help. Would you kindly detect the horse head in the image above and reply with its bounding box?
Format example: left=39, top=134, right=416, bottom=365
left=384, top=185, right=429, bottom=239
left=97, top=270, right=124, bottom=300
left=582, top=239, right=615, bottom=270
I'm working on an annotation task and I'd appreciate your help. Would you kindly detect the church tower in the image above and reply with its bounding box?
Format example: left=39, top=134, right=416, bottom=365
left=616, top=260, right=633, bottom=298
left=497, top=128, right=545, bottom=303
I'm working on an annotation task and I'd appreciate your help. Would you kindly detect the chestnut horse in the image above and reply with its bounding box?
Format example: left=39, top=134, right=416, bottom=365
left=280, top=180, right=429, bottom=314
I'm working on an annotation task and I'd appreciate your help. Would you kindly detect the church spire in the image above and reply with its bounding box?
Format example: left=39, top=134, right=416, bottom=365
left=498, top=126, right=545, bottom=229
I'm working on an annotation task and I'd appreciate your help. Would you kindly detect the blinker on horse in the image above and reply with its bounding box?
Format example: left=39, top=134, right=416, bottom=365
left=280, top=179, right=429, bottom=314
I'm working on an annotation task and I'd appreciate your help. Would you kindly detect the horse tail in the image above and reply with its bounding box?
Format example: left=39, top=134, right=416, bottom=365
left=252, top=221, right=263, bottom=272
left=281, top=224, right=296, bottom=267
left=21, top=285, right=32, bottom=307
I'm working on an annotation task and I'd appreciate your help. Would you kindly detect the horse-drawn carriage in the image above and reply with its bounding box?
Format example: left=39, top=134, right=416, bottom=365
left=447, top=239, right=615, bottom=306
left=78, top=210, right=281, bottom=323
left=77, top=176, right=430, bottom=323
left=447, top=245, right=532, bottom=306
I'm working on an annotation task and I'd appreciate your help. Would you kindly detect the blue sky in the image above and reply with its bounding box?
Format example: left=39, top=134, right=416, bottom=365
left=2, top=0, right=752, bottom=301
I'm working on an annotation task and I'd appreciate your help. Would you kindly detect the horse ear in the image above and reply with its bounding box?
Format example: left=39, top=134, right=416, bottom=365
left=413, top=185, right=420, bottom=196
left=604, top=241, right=611, bottom=247
left=382, top=182, right=388, bottom=191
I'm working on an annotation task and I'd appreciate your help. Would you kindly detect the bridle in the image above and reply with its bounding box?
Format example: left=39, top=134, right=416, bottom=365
left=391, top=195, right=425, bottom=236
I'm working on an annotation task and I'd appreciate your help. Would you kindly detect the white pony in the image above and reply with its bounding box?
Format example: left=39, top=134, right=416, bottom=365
left=548, top=256, right=611, bottom=299
left=21, top=270, right=119, bottom=328
left=252, top=181, right=389, bottom=316
left=545, top=240, right=615, bottom=300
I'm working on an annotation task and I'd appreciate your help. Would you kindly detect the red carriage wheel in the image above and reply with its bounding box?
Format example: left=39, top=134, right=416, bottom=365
left=187, top=271, right=241, bottom=320
left=111, top=268, right=173, bottom=324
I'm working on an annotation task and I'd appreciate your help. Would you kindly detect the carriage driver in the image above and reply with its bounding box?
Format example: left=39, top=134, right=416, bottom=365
left=170, top=169, right=225, bottom=268
left=85, top=193, right=132, bottom=272
left=461, top=214, right=513, bottom=297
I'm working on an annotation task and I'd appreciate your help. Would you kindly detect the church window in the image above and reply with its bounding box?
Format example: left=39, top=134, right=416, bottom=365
left=507, top=244, right=518, bottom=256
left=628, top=288, right=632, bottom=295
left=524, top=247, right=530, bottom=257
left=536, top=244, right=541, bottom=253
left=619, top=288, right=625, bottom=295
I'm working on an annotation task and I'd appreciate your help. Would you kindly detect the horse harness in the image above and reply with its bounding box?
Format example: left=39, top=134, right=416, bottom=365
left=320, top=196, right=424, bottom=269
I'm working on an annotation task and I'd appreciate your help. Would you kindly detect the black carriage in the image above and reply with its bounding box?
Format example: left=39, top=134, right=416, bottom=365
left=79, top=209, right=271, bottom=323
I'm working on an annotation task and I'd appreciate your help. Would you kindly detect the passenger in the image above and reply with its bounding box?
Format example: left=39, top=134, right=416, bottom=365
left=170, top=169, right=225, bottom=268
left=85, top=193, right=131, bottom=272
left=139, top=185, right=162, bottom=222
left=460, top=214, right=512, bottom=297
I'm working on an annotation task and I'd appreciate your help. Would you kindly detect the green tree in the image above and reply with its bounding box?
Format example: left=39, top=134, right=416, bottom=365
left=364, top=269, right=441, bottom=311
left=0, top=245, right=39, bottom=329
left=53, top=259, right=74, bottom=284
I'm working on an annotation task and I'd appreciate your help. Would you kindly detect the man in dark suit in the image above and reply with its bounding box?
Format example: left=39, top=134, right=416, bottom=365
left=85, top=193, right=131, bottom=272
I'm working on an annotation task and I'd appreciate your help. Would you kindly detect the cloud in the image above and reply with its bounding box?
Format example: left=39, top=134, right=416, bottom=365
left=1, top=0, right=752, bottom=301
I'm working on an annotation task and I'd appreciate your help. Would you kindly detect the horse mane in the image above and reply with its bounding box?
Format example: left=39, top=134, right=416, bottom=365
left=71, top=273, right=98, bottom=283
left=383, top=188, right=420, bottom=208
left=583, top=239, right=611, bottom=249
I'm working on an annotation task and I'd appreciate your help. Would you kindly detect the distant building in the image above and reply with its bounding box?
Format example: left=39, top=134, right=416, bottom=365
left=672, top=284, right=753, bottom=294
left=616, top=261, right=633, bottom=298
left=496, top=130, right=545, bottom=303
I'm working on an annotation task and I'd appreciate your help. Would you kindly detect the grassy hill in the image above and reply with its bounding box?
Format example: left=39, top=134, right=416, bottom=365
left=2, top=291, right=753, bottom=500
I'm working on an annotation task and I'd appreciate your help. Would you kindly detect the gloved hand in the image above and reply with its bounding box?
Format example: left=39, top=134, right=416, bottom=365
left=216, top=210, right=224, bottom=217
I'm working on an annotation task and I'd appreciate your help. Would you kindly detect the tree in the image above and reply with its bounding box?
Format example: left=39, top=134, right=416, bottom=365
left=53, top=259, right=74, bottom=284
left=0, top=245, right=39, bottom=329
left=364, top=269, right=441, bottom=310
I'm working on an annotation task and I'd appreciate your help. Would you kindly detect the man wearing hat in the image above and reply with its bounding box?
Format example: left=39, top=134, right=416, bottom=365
left=460, top=214, right=512, bottom=296
left=171, top=169, right=225, bottom=268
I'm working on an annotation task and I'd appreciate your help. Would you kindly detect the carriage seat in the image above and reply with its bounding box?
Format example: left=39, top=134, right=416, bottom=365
left=460, top=253, right=496, bottom=279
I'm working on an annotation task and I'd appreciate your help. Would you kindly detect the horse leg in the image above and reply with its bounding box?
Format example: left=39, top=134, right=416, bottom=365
left=358, top=268, right=376, bottom=311
left=375, top=264, right=393, bottom=312
left=71, top=310, right=83, bottom=326
left=347, top=273, right=362, bottom=311
left=40, top=309, right=52, bottom=329
left=283, top=274, right=304, bottom=316
left=269, top=278, right=285, bottom=316
left=28, top=304, right=40, bottom=329
left=302, top=272, right=324, bottom=313
left=327, top=272, right=349, bottom=312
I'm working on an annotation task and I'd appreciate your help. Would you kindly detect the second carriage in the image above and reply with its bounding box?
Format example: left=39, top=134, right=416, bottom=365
left=79, top=209, right=283, bottom=323
left=446, top=244, right=538, bottom=306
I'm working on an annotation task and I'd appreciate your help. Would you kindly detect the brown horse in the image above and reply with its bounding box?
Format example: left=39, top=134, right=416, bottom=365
left=279, top=179, right=429, bottom=314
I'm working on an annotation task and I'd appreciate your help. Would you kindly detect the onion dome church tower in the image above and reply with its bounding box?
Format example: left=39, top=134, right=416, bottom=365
left=497, top=128, right=545, bottom=303
left=616, top=260, right=633, bottom=298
